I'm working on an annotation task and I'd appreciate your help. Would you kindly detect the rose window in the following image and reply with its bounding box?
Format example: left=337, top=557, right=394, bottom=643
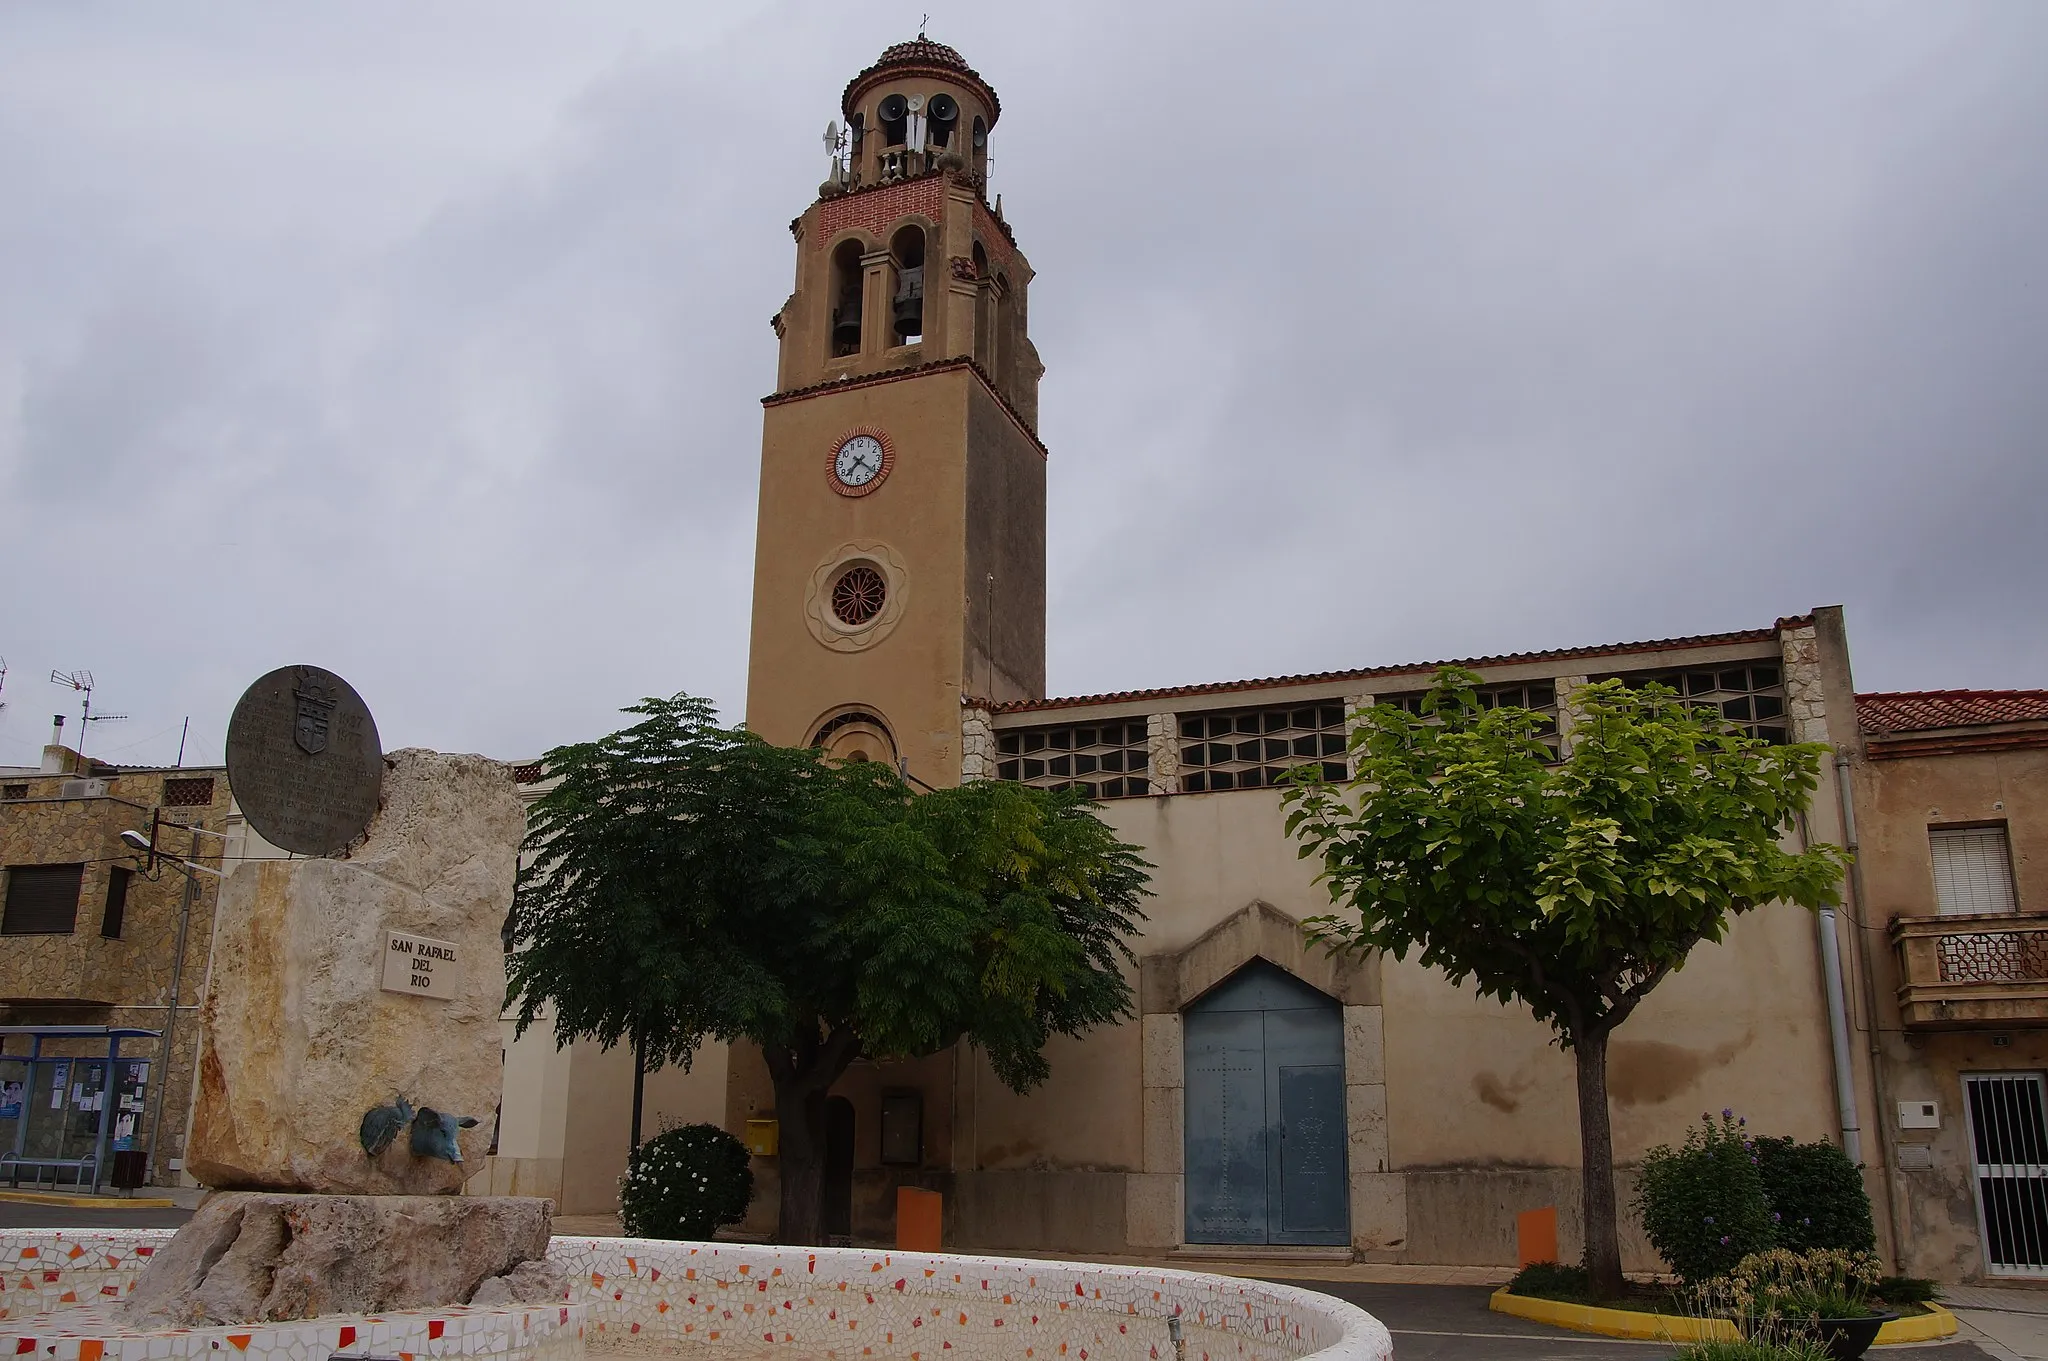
left=830, top=565, right=887, bottom=626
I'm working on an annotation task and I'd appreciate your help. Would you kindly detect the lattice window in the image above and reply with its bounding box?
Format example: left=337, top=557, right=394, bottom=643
left=1597, top=662, right=1787, bottom=743
left=1, top=784, right=26, bottom=801
left=1379, top=680, right=1560, bottom=758
left=831, top=565, right=887, bottom=626
left=996, top=720, right=1151, bottom=798
left=1178, top=704, right=1348, bottom=793
left=511, top=763, right=545, bottom=785
left=1938, top=930, right=2048, bottom=983
left=161, top=777, right=215, bottom=807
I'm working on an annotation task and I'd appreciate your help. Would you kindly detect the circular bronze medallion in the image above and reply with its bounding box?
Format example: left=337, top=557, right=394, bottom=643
left=225, top=664, right=383, bottom=856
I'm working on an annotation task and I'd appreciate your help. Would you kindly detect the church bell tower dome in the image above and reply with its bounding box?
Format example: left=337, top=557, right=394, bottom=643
left=745, top=38, right=1048, bottom=788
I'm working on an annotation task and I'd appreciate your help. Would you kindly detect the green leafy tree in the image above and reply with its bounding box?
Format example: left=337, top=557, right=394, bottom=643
left=1283, top=670, right=1847, bottom=1298
left=509, top=694, right=1148, bottom=1244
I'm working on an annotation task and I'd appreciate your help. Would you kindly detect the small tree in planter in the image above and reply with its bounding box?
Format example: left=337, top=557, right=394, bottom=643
left=620, top=1122, right=754, bottom=1240
left=1283, top=671, right=1848, bottom=1298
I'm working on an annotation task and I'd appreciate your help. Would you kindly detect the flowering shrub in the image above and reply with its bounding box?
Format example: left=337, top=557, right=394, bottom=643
left=1635, top=1110, right=1776, bottom=1282
left=1753, top=1137, right=1875, bottom=1254
left=1711, top=1247, right=1883, bottom=1333
left=619, top=1121, right=754, bottom=1240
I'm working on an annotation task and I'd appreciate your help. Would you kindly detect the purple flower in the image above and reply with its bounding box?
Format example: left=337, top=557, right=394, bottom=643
left=1738, top=1117, right=1746, bottom=1127
left=1704, top=1216, right=1715, bottom=1224
left=1773, top=1213, right=1782, bottom=1223
left=1720, top=1236, right=1732, bottom=1245
left=1723, top=1107, right=1734, bottom=1119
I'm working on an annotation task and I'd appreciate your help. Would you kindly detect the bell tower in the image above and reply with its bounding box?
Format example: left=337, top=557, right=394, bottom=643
left=745, top=38, right=1045, bottom=786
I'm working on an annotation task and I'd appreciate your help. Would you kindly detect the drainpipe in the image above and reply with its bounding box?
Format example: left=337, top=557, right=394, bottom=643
left=1832, top=752, right=1908, bottom=1268
left=1816, top=904, right=1862, bottom=1166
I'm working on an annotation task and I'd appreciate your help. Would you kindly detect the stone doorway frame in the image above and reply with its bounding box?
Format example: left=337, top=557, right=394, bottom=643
left=1124, top=900, right=1404, bottom=1256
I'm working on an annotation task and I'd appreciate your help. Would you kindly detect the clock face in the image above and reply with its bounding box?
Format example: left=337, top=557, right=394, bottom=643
left=828, top=431, right=892, bottom=496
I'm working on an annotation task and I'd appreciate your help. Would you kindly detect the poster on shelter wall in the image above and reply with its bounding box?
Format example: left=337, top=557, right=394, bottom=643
left=0, top=1080, right=21, bottom=1120
left=50, top=1063, right=68, bottom=1109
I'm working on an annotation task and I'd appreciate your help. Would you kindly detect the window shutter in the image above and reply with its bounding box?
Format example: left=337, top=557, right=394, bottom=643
left=102, top=866, right=132, bottom=939
left=1931, top=827, right=2018, bottom=917
left=2, top=864, right=85, bottom=935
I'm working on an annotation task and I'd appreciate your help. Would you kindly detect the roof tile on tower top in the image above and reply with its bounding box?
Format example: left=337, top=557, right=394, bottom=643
left=1856, top=690, right=2048, bottom=735
left=842, top=38, right=1002, bottom=126
left=979, top=617, right=1815, bottom=715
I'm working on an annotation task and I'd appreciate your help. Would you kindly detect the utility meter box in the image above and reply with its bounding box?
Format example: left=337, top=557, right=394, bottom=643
left=744, top=1118, right=779, bottom=1157
left=1898, top=1100, right=1940, bottom=1130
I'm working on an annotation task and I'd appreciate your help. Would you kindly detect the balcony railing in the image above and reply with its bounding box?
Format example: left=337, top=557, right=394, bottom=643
left=1892, top=912, right=2048, bottom=1029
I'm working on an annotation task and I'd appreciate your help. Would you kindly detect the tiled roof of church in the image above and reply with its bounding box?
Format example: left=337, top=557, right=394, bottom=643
left=843, top=38, right=1002, bottom=126
left=1856, top=690, right=2048, bottom=735
left=985, top=617, right=1815, bottom=715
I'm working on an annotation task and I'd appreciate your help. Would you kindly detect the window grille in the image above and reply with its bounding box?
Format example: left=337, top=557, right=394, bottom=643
left=161, top=777, right=215, bottom=807
left=1379, top=680, right=1560, bottom=757
left=1933, top=826, right=2019, bottom=917
left=1964, top=1073, right=2048, bottom=1276
left=511, top=764, right=545, bottom=784
left=2, top=864, right=84, bottom=935
left=1, top=784, right=26, bottom=801
left=996, top=720, right=1150, bottom=798
left=1597, top=662, right=1788, bottom=744
left=1178, top=704, right=1348, bottom=793
left=102, top=866, right=131, bottom=939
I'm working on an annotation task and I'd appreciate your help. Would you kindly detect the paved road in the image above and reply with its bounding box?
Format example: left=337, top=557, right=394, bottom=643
left=0, top=1200, right=193, bottom=1230
left=1269, top=1279, right=2000, bottom=1361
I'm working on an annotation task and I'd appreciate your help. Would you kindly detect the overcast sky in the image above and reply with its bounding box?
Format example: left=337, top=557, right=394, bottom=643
left=3, top=2, right=2044, bottom=769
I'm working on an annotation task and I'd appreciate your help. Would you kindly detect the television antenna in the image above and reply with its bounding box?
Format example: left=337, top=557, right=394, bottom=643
left=0, top=656, right=8, bottom=720
left=49, top=669, right=126, bottom=760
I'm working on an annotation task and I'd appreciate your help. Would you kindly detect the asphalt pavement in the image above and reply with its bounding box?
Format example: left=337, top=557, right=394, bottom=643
left=1267, top=1278, right=2001, bottom=1361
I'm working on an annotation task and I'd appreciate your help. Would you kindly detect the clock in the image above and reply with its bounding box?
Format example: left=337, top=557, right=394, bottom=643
left=827, top=428, right=894, bottom=497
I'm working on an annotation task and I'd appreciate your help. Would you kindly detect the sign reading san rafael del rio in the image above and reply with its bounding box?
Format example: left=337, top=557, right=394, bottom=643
left=381, top=930, right=461, bottom=1000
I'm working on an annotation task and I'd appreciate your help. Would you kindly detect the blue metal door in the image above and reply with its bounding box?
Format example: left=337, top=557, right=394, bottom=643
left=1184, top=961, right=1348, bottom=1245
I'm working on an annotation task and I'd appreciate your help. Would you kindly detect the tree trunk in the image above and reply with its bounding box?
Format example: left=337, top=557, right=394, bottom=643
left=1574, top=1027, right=1625, bottom=1299
left=773, top=1074, right=831, bottom=1245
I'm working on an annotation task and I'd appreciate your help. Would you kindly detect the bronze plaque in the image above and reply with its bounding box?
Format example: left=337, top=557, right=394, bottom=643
left=226, top=665, right=383, bottom=855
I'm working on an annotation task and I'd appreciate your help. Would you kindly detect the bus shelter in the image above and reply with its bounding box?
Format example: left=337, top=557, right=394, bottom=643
left=0, top=1025, right=161, bottom=1194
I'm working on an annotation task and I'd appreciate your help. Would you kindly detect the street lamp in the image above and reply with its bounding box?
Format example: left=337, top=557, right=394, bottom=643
left=120, top=823, right=227, bottom=1185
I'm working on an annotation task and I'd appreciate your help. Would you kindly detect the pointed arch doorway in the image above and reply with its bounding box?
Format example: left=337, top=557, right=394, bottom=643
left=1183, top=960, right=1348, bottom=1245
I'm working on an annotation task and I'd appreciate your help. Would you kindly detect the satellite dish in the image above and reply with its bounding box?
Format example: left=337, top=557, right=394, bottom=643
left=928, top=93, right=958, bottom=124
left=878, top=93, right=909, bottom=123
left=824, top=120, right=840, bottom=151
left=906, top=93, right=926, bottom=113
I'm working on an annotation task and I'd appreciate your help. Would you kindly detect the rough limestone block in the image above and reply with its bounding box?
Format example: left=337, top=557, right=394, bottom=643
left=188, top=749, right=522, bottom=1194
left=120, top=1193, right=554, bottom=1325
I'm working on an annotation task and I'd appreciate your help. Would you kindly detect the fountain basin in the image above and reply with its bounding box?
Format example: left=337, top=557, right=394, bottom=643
left=2, top=1230, right=1391, bottom=1361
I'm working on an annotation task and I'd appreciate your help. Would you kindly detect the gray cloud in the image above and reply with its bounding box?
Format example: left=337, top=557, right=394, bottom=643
left=2, top=1, right=2042, bottom=769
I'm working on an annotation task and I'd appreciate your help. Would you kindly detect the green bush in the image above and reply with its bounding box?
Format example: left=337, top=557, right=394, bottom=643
left=1635, top=1111, right=1777, bottom=1283
left=1507, top=1261, right=1592, bottom=1302
left=1754, top=1137, right=1875, bottom=1254
left=1872, top=1275, right=1939, bottom=1305
left=618, top=1122, right=754, bottom=1240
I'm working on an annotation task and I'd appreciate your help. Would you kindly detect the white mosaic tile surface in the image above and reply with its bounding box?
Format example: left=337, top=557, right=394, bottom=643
left=0, top=1231, right=1391, bottom=1361
left=555, top=1238, right=1390, bottom=1361
left=0, top=1231, right=584, bottom=1361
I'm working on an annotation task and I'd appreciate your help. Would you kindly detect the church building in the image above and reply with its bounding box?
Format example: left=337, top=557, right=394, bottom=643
left=479, top=39, right=2048, bottom=1283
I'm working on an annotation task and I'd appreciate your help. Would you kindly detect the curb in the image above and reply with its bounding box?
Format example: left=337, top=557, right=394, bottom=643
left=1488, top=1289, right=1959, bottom=1346
left=0, top=1191, right=177, bottom=1209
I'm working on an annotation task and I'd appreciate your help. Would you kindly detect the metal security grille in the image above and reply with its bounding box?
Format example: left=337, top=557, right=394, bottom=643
left=2, top=864, right=84, bottom=935
left=161, top=777, right=216, bottom=808
left=1965, top=1073, right=2048, bottom=1276
left=1932, top=827, right=2018, bottom=916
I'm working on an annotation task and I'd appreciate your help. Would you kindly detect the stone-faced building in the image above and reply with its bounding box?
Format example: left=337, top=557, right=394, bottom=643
left=0, top=744, right=231, bottom=1187
left=480, top=37, right=2041, bottom=1284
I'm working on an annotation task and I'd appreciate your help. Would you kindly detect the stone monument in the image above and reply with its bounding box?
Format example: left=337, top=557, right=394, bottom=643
left=121, top=665, right=562, bottom=1326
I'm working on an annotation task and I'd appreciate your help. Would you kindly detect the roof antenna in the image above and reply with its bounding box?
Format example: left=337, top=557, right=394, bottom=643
left=919, top=14, right=928, bottom=38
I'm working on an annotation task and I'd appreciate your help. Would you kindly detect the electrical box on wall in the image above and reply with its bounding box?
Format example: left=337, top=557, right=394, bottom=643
left=1899, top=1100, right=1940, bottom=1130
left=1897, top=1146, right=1935, bottom=1171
